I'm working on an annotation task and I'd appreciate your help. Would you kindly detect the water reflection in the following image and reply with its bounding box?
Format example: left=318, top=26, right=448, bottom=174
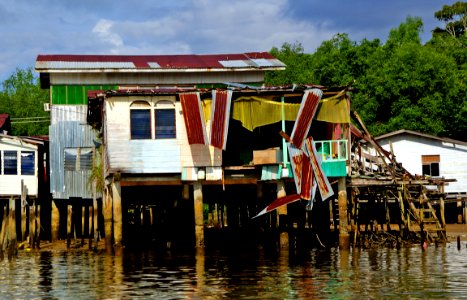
left=0, top=243, right=466, bottom=299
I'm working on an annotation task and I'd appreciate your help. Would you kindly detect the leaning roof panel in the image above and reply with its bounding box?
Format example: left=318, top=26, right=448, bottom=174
left=35, top=52, right=286, bottom=72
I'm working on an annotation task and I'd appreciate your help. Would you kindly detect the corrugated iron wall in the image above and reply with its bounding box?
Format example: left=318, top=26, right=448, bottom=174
left=50, top=105, right=98, bottom=199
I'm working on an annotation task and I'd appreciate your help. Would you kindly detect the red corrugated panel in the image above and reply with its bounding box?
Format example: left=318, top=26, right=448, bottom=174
left=305, top=137, right=334, bottom=201
left=210, top=90, right=231, bottom=150
left=290, top=89, right=323, bottom=148
left=180, top=92, right=207, bottom=145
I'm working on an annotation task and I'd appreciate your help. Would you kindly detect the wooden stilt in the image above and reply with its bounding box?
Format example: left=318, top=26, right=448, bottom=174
left=29, top=200, right=35, bottom=248
left=8, top=197, right=17, bottom=258
left=30, top=200, right=36, bottom=248
left=112, top=178, right=123, bottom=256
left=81, top=205, right=85, bottom=246
left=51, top=200, right=59, bottom=242
left=89, top=204, right=93, bottom=250
left=67, top=205, right=72, bottom=249
left=35, top=203, right=40, bottom=249
left=21, top=180, right=27, bottom=243
left=193, top=182, right=204, bottom=248
left=338, top=177, right=350, bottom=249
left=103, top=186, right=113, bottom=254
left=93, top=193, right=99, bottom=248
left=0, top=205, right=7, bottom=260
left=182, top=184, right=190, bottom=201
left=276, top=180, right=288, bottom=248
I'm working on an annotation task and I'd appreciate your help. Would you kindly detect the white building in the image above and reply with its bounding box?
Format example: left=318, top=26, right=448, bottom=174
left=375, top=130, right=467, bottom=194
left=0, top=134, right=47, bottom=198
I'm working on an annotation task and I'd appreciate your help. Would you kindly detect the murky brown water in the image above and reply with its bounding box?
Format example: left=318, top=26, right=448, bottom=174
left=1, top=243, right=466, bottom=299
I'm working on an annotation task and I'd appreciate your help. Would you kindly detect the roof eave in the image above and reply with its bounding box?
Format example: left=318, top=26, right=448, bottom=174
left=34, top=67, right=286, bottom=73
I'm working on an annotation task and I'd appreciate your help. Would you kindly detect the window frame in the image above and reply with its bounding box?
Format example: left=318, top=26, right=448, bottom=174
left=20, top=151, right=35, bottom=176
left=130, top=100, right=152, bottom=140
left=129, top=99, right=176, bottom=140
left=3, top=150, right=18, bottom=175
left=421, top=155, right=440, bottom=177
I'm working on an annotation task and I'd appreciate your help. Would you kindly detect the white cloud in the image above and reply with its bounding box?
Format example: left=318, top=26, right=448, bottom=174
left=92, top=19, right=124, bottom=51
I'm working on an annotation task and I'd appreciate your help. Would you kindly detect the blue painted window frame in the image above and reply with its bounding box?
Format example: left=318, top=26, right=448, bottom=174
left=130, top=109, right=151, bottom=139
left=4, top=150, right=17, bottom=175
left=155, top=109, right=176, bottom=139
left=21, top=151, right=35, bottom=175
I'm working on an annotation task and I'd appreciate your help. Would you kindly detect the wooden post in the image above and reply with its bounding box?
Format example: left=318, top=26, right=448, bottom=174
left=81, top=205, right=86, bottom=247
left=89, top=204, right=93, bottom=250
left=67, top=204, right=72, bottom=249
left=29, top=200, right=35, bottom=247
left=51, top=200, right=59, bottom=242
left=193, top=182, right=204, bottom=248
left=112, top=178, right=123, bottom=256
left=93, top=188, right=99, bottom=248
left=182, top=184, right=190, bottom=201
left=35, top=203, right=40, bottom=249
left=21, top=180, right=27, bottom=242
left=0, top=205, right=7, bottom=260
left=439, top=197, right=446, bottom=228
left=8, top=197, right=17, bottom=258
left=276, top=180, right=288, bottom=248
left=338, top=177, right=350, bottom=249
left=103, top=185, right=113, bottom=254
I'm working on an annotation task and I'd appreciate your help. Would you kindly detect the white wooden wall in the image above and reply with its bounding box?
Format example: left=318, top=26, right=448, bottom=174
left=378, top=135, right=467, bottom=193
left=0, top=138, right=38, bottom=196
left=105, top=95, right=221, bottom=175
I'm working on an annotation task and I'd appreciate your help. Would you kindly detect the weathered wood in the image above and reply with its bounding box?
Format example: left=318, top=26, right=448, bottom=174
left=276, top=180, right=288, bottom=248
left=112, top=179, right=123, bottom=255
left=88, top=205, right=93, bottom=250
left=8, top=197, right=17, bottom=258
left=36, top=204, right=41, bottom=249
left=182, top=184, right=190, bottom=200
left=193, top=182, right=204, bottom=247
left=103, top=186, right=113, bottom=254
left=338, top=177, right=350, bottom=249
left=67, top=205, right=72, bottom=249
left=81, top=205, right=85, bottom=247
left=0, top=205, right=7, bottom=260
left=21, top=181, right=27, bottom=242
left=29, top=201, right=34, bottom=247
left=51, top=200, right=60, bottom=242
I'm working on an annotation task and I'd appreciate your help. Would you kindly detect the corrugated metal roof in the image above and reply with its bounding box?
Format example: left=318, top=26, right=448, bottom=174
left=35, top=52, right=286, bottom=72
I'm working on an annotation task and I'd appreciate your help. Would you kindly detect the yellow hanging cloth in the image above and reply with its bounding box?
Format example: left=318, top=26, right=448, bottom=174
left=201, top=90, right=349, bottom=131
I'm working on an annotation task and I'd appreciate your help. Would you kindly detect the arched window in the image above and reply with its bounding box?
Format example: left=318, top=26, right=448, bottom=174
left=130, top=101, right=151, bottom=139
left=154, top=100, right=176, bottom=139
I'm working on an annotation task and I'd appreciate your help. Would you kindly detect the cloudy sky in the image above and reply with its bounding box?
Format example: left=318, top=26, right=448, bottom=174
left=0, top=0, right=457, bottom=82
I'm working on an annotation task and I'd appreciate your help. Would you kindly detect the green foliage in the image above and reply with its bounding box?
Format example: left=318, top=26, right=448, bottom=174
left=0, top=68, right=50, bottom=136
left=266, top=13, right=467, bottom=141
left=434, top=1, right=467, bottom=37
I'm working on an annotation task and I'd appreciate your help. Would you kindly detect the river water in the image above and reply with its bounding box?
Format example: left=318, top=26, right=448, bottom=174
left=1, top=242, right=466, bottom=299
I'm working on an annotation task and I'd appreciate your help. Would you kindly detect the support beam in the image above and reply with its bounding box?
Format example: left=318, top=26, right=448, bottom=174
left=51, top=200, right=59, bottom=242
left=193, top=182, right=204, bottom=248
left=67, top=204, right=72, bottom=249
left=8, top=197, right=17, bottom=258
left=276, top=180, right=289, bottom=248
left=103, top=186, right=113, bottom=254
left=112, top=179, right=123, bottom=255
left=338, top=177, right=350, bottom=249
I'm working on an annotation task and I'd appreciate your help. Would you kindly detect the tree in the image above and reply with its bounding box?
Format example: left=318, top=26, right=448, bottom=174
left=0, top=68, right=50, bottom=136
left=265, top=42, right=313, bottom=85
left=434, top=1, right=467, bottom=37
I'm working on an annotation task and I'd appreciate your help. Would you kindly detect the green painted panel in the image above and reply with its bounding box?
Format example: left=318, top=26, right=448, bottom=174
left=67, top=86, right=85, bottom=104
left=322, top=160, right=347, bottom=177
left=51, top=86, right=67, bottom=104
left=51, top=85, right=118, bottom=105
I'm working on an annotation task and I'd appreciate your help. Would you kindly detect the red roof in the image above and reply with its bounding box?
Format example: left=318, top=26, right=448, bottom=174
left=35, top=52, right=285, bottom=71
left=0, top=113, right=9, bottom=128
